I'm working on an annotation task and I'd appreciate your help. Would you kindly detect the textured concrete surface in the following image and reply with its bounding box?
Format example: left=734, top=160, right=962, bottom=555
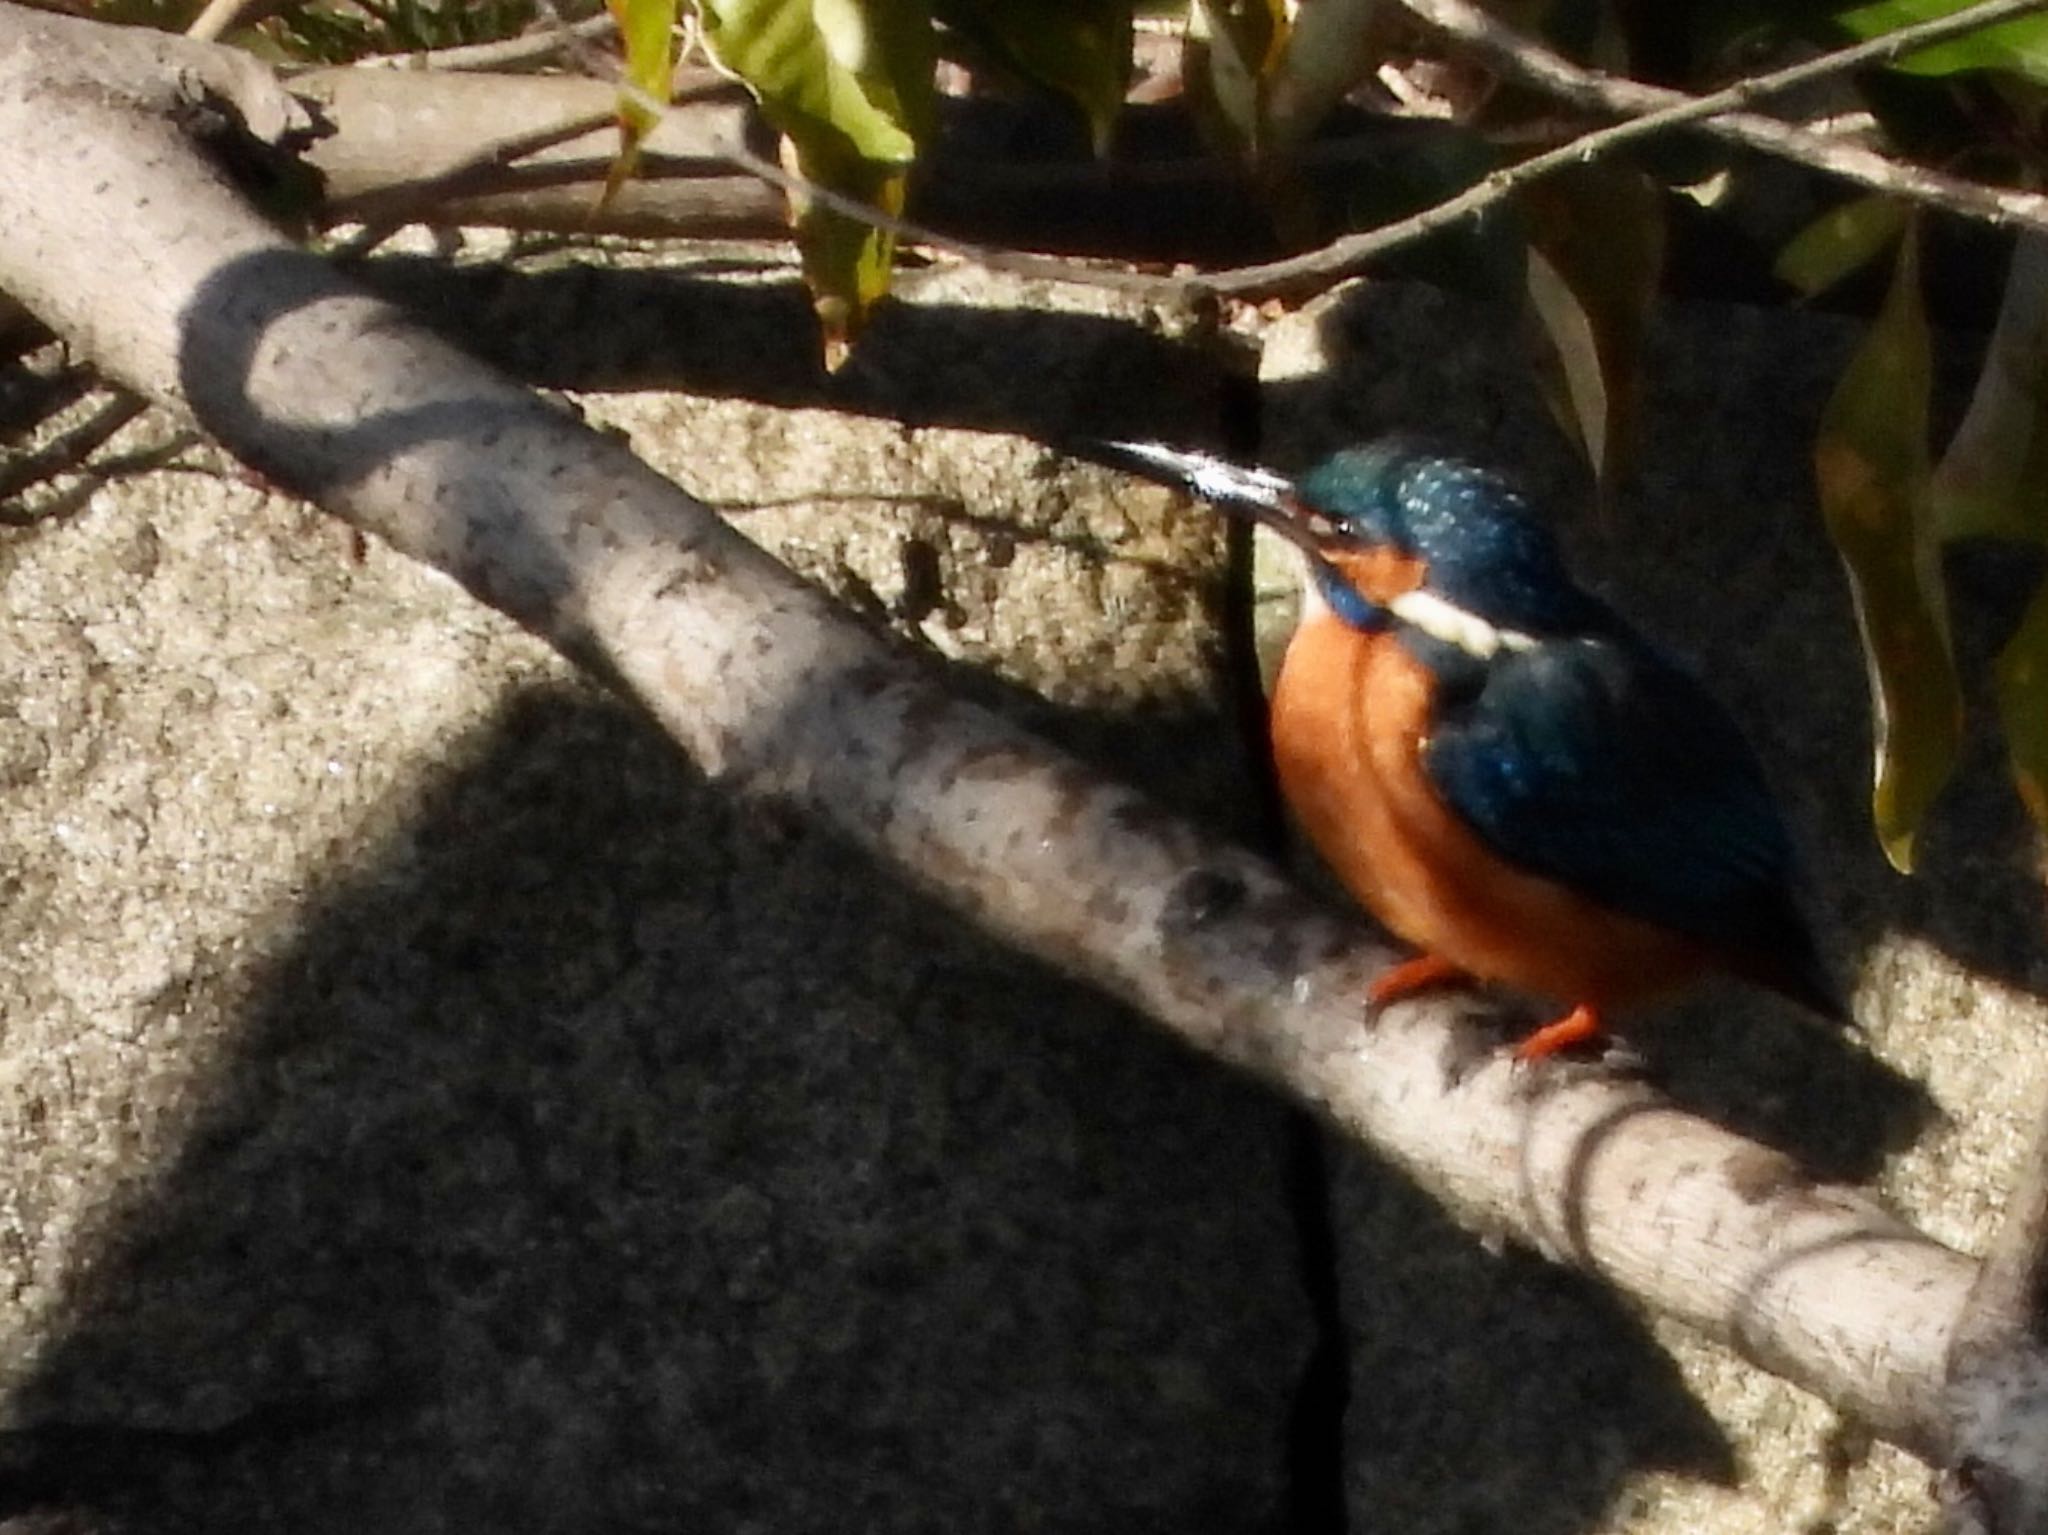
left=2, top=245, right=2042, bottom=1534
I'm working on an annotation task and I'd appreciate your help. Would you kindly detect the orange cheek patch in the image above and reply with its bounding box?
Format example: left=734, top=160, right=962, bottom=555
left=1327, top=547, right=1427, bottom=606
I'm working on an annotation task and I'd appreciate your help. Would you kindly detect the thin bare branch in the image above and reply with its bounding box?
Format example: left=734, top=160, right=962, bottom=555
left=347, top=10, right=614, bottom=73
left=184, top=0, right=283, bottom=43
left=1197, top=0, right=2048, bottom=298
left=1516, top=0, right=2048, bottom=114
left=0, top=387, right=147, bottom=511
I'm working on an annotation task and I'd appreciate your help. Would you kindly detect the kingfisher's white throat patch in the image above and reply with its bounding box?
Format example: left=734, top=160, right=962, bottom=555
left=1388, top=589, right=1538, bottom=659
left=1286, top=542, right=1538, bottom=658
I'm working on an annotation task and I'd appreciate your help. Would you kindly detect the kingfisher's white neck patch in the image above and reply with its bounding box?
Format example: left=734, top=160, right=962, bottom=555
left=1388, top=589, right=1538, bottom=659
left=1276, top=528, right=1539, bottom=659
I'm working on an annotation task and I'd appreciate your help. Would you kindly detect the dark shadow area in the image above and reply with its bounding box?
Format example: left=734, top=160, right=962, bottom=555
left=0, top=678, right=1735, bottom=1534
left=351, top=253, right=1221, bottom=449
left=1331, top=1139, right=1738, bottom=1530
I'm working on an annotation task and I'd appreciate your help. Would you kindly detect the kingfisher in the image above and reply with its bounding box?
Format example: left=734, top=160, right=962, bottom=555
left=1105, top=438, right=1845, bottom=1061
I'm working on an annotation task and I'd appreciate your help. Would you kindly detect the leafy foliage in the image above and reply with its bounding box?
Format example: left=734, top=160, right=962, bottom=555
left=1520, top=166, right=1664, bottom=497
left=1812, top=226, right=1961, bottom=872
left=605, top=0, right=679, bottom=204
left=1831, top=0, right=2048, bottom=81
left=938, top=0, right=1132, bottom=153
left=693, top=0, right=933, bottom=358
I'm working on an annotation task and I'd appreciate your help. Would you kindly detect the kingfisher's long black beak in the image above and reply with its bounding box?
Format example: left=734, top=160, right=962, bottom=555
left=1096, top=439, right=1400, bottom=639
left=1092, top=440, right=1328, bottom=561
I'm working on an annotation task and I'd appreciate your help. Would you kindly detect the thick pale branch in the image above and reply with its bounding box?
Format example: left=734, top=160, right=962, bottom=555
left=295, top=68, right=789, bottom=239
left=0, top=2, right=1979, bottom=1463
left=1942, top=1098, right=2048, bottom=1530
left=286, top=67, right=1302, bottom=279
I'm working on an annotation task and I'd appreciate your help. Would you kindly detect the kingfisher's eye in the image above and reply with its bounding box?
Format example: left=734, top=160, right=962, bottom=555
left=1281, top=494, right=1346, bottom=541
left=1328, top=516, right=1390, bottom=550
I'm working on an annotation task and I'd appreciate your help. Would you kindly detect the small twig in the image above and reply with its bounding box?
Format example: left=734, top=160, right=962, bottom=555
left=325, top=107, right=620, bottom=248
left=0, top=352, right=91, bottom=438
left=1380, top=2, right=2048, bottom=230
left=184, top=0, right=286, bottom=42
left=1440, top=0, right=2048, bottom=122
left=349, top=12, right=615, bottom=74
left=0, top=389, right=149, bottom=516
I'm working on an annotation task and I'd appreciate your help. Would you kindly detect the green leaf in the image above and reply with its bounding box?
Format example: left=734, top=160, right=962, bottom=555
left=1813, top=224, right=1961, bottom=871
left=1936, top=233, right=2048, bottom=842
left=939, top=0, right=1132, bottom=154
left=1833, top=0, right=2048, bottom=82
left=604, top=0, right=680, bottom=206
left=1525, top=250, right=1611, bottom=487
left=1774, top=194, right=1911, bottom=298
left=1262, top=0, right=1381, bottom=153
left=1935, top=232, right=2048, bottom=542
left=795, top=152, right=909, bottom=368
left=699, top=0, right=932, bottom=164
left=1187, top=0, right=1289, bottom=151
left=1996, top=577, right=2048, bottom=827
left=1519, top=167, right=1665, bottom=495
left=698, top=0, right=937, bottom=358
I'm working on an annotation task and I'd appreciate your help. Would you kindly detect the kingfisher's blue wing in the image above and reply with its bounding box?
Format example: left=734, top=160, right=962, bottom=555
left=1421, top=634, right=1819, bottom=976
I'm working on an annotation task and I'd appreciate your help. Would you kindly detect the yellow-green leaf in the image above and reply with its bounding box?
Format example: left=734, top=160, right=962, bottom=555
left=1187, top=0, right=1289, bottom=152
left=1262, top=0, right=1381, bottom=154
left=1774, top=194, right=1911, bottom=299
left=1997, top=577, right=2048, bottom=827
left=698, top=0, right=935, bottom=356
left=1833, top=0, right=2048, bottom=82
left=939, top=0, right=1132, bottom=155
left=1935, top=232, right=2048, bottom=543
left=796, top=150, right=908, bottom=368
left=1520, top=167, right=1665, bottom=496
left=699, top=0, right=932, bottom=162
left=1814, top=225, right=1961, bottom=871
left=603, top=0, right=681, bottom=208
left=1525, top=248, right=1610, bottom=483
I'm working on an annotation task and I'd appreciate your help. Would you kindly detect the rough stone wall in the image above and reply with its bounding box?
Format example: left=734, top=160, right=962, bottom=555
left=0, top=258, right=1312, bottom=1531
left=1, top=252, right=2039, bottom=1532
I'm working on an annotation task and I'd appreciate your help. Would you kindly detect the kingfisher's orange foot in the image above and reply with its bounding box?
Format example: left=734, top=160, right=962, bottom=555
left=1512, top=1002, right=1603, bottom=1064
left=1367, top=953, right=1468, bottom=1014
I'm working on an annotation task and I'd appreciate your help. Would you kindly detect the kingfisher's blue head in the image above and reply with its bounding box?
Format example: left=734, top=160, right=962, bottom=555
left=1292, top=443, right=1600, bottom=635
left=1099, top=438, right=1607, bottom=648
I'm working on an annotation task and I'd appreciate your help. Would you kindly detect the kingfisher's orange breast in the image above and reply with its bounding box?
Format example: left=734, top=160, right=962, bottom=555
left=1269, top=617, right=1707, bottom=1008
